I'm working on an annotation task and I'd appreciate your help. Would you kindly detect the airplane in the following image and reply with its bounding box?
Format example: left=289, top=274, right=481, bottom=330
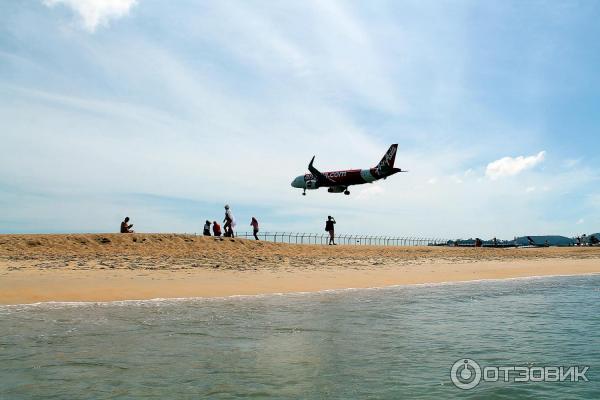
left=291, top=144, right=405, bottom=195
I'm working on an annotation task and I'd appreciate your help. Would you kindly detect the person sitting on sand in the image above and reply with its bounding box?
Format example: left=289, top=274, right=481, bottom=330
left=212, top=221, right=222, bottom=237
left=223, top=205, right=236, bottom=238
left=203, top=220, right=211, bottom=236
left=325, top=216, right=336, bottom=245
left=251, top=217, right=259, bottom=240
left=120, top=217, right=134, bottom=233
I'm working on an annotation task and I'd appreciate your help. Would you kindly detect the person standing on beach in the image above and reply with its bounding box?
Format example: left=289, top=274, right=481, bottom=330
left=212, top=221, right=222, bottom=237
left=203, top=220, right=211, bottom=236
left=325, top=216, right=336, bottom=245
left=120, top=217, right=134, bottom=233
left=223, top=205, right=236, bottom=238
left=251, top=217, right=260, bottom=240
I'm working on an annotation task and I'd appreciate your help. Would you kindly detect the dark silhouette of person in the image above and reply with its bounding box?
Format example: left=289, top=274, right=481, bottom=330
left=251, top=217, right=260, bottom=240
left=203, top=220, right=211, bottom=236
left=325, top=216, right=336, bottom=245
left=120, top=217, right=134, bottom=233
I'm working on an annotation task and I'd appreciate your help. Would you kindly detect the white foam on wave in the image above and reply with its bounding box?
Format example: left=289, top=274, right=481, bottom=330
left=1, top=272, right=598, bottom=310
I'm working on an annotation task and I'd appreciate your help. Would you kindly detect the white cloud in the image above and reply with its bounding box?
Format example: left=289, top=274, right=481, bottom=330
left=43, top=0, right=137, bottom=32
left=485, top=151, right=546, bottom=180
left=525, top=186, right=536, bottom=193
left=576, top=218, right=584, bottom=225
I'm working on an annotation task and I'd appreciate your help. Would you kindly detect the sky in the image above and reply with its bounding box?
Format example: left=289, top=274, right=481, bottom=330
left=1, top=0, right=599, bottom=238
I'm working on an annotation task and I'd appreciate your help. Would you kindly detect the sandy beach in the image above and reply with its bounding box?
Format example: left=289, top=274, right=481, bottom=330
left=1, top=233, right=599, bottom=305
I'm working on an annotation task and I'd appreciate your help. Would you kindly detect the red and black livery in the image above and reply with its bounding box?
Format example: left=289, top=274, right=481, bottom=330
left=291, top=144, right=405, bottom=195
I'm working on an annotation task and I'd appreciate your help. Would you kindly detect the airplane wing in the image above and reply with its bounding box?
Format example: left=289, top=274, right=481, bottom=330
left=309, top=156, right=335, bottom=185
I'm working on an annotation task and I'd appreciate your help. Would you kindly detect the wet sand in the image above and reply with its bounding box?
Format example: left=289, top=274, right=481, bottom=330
left=1, top=234, right=599, bottom=304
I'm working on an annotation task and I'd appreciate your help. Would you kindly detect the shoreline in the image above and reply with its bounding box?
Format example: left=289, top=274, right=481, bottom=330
left=2, top=258, right=599, bottom=305
left=3, top=271, right=599, bottom=307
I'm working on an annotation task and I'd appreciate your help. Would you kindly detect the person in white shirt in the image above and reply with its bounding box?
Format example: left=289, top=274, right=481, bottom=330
left=223, top=205, right=236, bottom=237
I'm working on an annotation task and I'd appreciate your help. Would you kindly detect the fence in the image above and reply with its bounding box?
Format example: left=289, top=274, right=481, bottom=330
left=237, top=231, right=449, bottom=246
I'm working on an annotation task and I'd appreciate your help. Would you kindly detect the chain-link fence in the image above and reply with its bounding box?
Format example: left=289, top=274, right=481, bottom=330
left=193, top=231, right=599, bottom=247
left=236, top=231, right=448, bottom=246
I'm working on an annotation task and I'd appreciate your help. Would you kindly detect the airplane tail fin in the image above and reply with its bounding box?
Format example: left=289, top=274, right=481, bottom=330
left=376, top=144, right=398, bottom=172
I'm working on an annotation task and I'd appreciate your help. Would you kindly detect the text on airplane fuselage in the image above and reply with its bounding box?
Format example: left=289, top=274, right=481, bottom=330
left=304, top=171, right=348, bottom=180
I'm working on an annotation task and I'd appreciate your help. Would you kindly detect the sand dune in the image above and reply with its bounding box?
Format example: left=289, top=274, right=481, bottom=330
left=1, top=234, right=599, bottom=304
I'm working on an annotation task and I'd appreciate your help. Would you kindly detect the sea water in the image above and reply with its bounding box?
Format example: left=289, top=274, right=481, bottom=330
left=1, top=274, right=599, bottom=399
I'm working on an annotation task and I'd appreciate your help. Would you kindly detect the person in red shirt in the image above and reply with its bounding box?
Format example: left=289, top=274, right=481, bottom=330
left=212, top=221, right=222, bottom=237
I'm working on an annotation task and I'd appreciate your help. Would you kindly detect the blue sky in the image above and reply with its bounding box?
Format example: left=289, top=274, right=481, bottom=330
left=1, top=0, right=599, bottom=238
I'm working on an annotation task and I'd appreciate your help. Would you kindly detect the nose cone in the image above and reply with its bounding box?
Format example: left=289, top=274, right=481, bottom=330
left=291, top=176, right=303, bottom=188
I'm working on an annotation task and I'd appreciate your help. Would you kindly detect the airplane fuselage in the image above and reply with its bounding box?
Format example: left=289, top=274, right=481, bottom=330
left=291, top=144, right=402, bottom=195
left=292, top=168, right=380, bottom=188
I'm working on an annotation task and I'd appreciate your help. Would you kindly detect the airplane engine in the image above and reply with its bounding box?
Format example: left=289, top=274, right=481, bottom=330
left=305, top=180, right=319, bottom=189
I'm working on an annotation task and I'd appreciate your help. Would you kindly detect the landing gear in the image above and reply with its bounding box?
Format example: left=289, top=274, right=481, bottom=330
left=344, top=190, right=350, bottom=195
left=302, top=188, right=306, bottom=196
